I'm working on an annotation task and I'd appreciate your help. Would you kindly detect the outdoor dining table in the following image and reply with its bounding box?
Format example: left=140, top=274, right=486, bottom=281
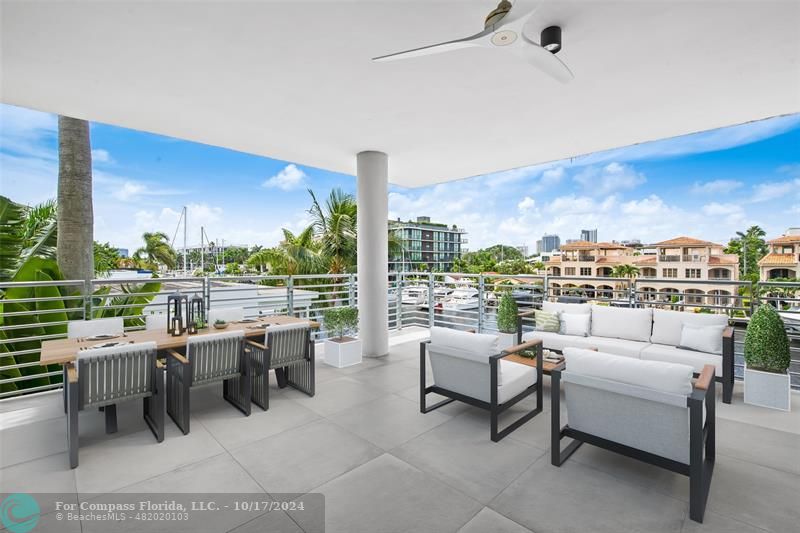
left=39, top=315, right=319, bottom=429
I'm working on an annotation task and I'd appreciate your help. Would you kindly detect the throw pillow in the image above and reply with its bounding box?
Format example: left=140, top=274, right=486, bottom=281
left=535, top=310, right=560, bottom=333
left=678, top=323, right=726, bottom=354
left=560, top=312, right=591, bottom=337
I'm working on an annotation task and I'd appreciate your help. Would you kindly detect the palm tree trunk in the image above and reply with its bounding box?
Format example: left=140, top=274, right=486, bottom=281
left=57, top=116, right=94, bottom=283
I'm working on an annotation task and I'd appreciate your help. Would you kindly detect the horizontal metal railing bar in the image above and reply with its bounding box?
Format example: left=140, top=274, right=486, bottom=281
left=0, top=332, right=65, bottom=345
left=0, top=383, right=61, bottom=399
left=1, top=295, right=84, bottom=304
left=0, top=320, right=72, bottom=332
left=0, top=360, right=46, bottom=371
left=0, top=370, right=61, bottom=385
left=0, top=308, right=85, bottom=318
left=0, top=280, right=85, bottom=289
left=1, top=347, right=45, bottom=358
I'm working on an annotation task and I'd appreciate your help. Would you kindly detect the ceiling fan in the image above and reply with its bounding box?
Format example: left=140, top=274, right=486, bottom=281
left=372, top=0, right=573, bottom=83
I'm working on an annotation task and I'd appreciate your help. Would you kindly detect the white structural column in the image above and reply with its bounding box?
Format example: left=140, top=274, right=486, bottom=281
left=356, top=151, right=389, bottom=358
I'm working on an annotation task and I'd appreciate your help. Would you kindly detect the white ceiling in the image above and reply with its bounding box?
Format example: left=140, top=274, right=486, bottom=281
left=2, top=0, right=799, bottom=187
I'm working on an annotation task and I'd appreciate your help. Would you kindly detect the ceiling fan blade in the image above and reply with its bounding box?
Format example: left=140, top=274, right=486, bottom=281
left=514, top=37, right=574, bottom=83
left=372, top=29, right=491, bottom=62
left=491, top=0, right=543, bottom=31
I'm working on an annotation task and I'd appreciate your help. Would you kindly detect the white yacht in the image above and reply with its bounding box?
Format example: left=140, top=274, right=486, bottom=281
left=442, top=287, right=480, bottom=310
left=401, top=285, right=428, bottom=307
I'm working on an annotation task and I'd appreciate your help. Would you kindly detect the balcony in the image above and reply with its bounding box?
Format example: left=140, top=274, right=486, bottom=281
left=1, top=274, right=799, bottom=533
left=562, top=255, right=596, bottom=262
left=659, top=254, right=708, bottom=262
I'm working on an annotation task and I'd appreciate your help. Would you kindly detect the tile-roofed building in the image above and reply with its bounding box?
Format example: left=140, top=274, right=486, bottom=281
left=759, top=229, right=799, bottom=280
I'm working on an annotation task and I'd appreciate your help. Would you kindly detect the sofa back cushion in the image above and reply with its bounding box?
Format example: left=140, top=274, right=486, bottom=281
left=542, top=301, right=591, bottom=315
left=564, top=347, right=694, bottom=396
left=590, top=305, right=653, bottom=342
left=650, top=309, right=728, bottom=347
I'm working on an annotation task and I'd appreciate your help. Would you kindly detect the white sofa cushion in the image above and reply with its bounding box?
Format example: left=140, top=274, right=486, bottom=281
left=640, top=343, right=722, bottom=376
left=679, top=323, right=726, bottom=355
left=650, top=309, right=728, bottom=347
left=591, top=305, right=653, bottom=342
left=581, top=336, right=650, bottom=358
left=522, top=330, right=598, bottom=352
left=564, top=347, right=694, bottom=396
left=429, top=327, right=498, bottom=364
left=543, top=301, right=591, bottom=315
left=560, top=313, right=591, bottom=336
left=498, top=360, right=538, bottom=403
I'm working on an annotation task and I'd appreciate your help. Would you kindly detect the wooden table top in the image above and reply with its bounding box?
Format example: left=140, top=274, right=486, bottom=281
left=504, top=352, right=564, bottom=375
left=40, top=315, right=319, bottom=366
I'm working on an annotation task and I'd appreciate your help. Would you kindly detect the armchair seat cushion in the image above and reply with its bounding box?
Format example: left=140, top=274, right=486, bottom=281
left=640, top=343, right=722, bottom=376
left=498, top=360, right=537, bottom=404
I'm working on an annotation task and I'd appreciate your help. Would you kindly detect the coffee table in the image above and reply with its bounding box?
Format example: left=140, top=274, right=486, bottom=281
left=505, top=349, right=564, bottom=375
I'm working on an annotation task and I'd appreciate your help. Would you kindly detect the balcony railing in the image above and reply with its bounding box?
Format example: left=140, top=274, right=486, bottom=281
left=2, top=273, right=798, bottom=398
left=659, top=254, right=708, bottom=262
left=562, top=255, right=596, bottom=262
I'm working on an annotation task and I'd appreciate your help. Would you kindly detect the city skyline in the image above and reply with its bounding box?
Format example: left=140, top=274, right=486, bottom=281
left=2, top=103, right=799, bottom=252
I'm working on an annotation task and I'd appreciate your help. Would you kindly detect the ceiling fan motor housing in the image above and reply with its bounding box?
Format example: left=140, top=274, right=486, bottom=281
left=541, top=26, right=562, bottom=54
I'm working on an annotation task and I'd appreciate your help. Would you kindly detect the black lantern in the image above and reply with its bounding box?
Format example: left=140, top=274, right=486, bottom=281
left=167, top=290, right=188, bottom=336
left=189, top=292, right=205, bottom=332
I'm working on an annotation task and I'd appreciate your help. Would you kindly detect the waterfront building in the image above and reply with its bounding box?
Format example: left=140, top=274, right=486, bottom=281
left=389, top=216, right=466, bottom=272
left=758, top=228, right=800, bottom=280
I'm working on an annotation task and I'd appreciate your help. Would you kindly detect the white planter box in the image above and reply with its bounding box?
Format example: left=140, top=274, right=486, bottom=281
left=744, top=364, right=791, bottom=411
left=324, top=337, right=362, bottom=368
left=497, top=332, right=517, bottom=351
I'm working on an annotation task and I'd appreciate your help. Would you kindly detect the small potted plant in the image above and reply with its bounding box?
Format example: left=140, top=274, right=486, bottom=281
left=743, top=305, right=791, bottom=411
left=322, top=306, right=361, bottom=368
left=213, top=319, right=229, bottom=330
left=496, top=292, right=519, bottom=350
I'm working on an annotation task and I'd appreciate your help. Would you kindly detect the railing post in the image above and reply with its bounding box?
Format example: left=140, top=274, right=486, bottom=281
left=630, top=279, right=637, bottom=308
left=84, top=279, right=92, bottom=320
left=428, top=272, right=435, bottom=328
left=287, top=276, right=295, bottom=316
left=543, top=273, right=549, bottom=304
left=204, top=276, right=210, bottom=312
left=397, top=273, right=404, bottom=330
left=478, top=274, right=485, bottom=333
left=348, top=273, right=356, bottom=307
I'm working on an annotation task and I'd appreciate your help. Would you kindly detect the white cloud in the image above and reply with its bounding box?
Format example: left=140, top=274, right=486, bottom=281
left=789, top=204, right=800, bottom=215
left=751, top=179, right=800, bottom=203
left=690, top=179, right=743, bottom=195
left=573, top=162, right=646, bottom=195
left=621, top=195, right=672, bottom=217
left=262, top=164, right=307, bottom=191
left=91, top=149, right=113, bottom=163
left=517, top=196, right=536, bottom=211
left=702, top=202, right=743, bottom=216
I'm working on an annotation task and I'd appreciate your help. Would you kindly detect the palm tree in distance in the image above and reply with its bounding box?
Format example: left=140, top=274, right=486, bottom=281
left=612, top=264, right=640, bottom=280
left=134, top=232, right=177, bottom=270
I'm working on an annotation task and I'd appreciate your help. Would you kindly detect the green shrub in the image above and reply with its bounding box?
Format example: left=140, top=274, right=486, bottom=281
left=322, top=306, right=359, bottom=339
left=496, top=292, right=519, bottom=334
left=744, top=305, right=790, bottom=373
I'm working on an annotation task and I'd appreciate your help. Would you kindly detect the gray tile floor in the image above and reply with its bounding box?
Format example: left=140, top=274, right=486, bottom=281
left=1, top=327, right=798, bottom=533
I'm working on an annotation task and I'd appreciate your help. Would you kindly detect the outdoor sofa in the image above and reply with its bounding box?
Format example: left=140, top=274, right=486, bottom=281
left=517, top=302, right=735, bottom=403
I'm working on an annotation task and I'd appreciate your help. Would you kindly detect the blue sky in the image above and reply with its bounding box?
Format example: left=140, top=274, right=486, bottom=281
left=1, top=103, right=798, bottom=253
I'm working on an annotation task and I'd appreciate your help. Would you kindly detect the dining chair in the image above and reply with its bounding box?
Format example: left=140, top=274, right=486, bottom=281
left=245, top=324, right=315, bottom=410
left=64, top=317, right=126, bottom=414
left=165, top=330, right=251, bottom=434
left=65, top=341, right=164, bottom=468
left=208, top=307, right=245, bottom=324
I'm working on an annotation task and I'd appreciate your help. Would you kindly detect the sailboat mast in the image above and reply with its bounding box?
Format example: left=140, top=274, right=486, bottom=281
left=183, top=206, right=188, bottom=275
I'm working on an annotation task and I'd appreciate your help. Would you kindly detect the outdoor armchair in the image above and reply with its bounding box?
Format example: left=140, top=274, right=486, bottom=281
left=65, top=341, right=164, bottom=468
left=420, top=326, right=543, bottom=442
left=245, top=324, right=315, bottom=410
left=551, top=347, right=715, bottom=523
left=166, top=330, right=251, bottom=434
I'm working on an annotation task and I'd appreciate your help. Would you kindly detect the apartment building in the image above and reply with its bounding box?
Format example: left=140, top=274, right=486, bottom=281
left=544, top=236, right=740, bottom=306
left=388, top=216, right=466, bottom=272
left=758, top=228, right=800, bottom=280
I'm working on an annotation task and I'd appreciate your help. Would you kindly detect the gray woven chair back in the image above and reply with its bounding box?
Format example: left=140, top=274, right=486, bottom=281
left=267, top=325, right=310, bottom=368
left=186, top=330, right=245, bottom=385
left=77, top=341, right=158, bottom=408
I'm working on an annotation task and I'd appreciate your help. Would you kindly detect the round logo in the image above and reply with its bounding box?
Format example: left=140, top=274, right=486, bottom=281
left=491, top=30, right=518, bottom=46
left=0, top=493, right=40, bottom=533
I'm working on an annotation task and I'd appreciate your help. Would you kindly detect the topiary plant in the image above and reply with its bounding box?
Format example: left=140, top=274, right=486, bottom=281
left=496, top=292, right=519, bottom=334
left=322, top=306, right=359, bottom=340
left=744, top=305, right=791, bottom=373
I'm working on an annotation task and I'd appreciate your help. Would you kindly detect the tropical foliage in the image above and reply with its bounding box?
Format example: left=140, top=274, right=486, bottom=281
left=134, top=231, right=178, bottom=270
left=612, top=264, right=640, bottom=279
left=744, top=305, right=791, bottom=373
left=453, top=245, right=532, bottom=274
left=94, top=242, right=122, bottom=275
left=0, top=196, right=58, bottom=283
left=725, top=226, right=768, bottom=281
